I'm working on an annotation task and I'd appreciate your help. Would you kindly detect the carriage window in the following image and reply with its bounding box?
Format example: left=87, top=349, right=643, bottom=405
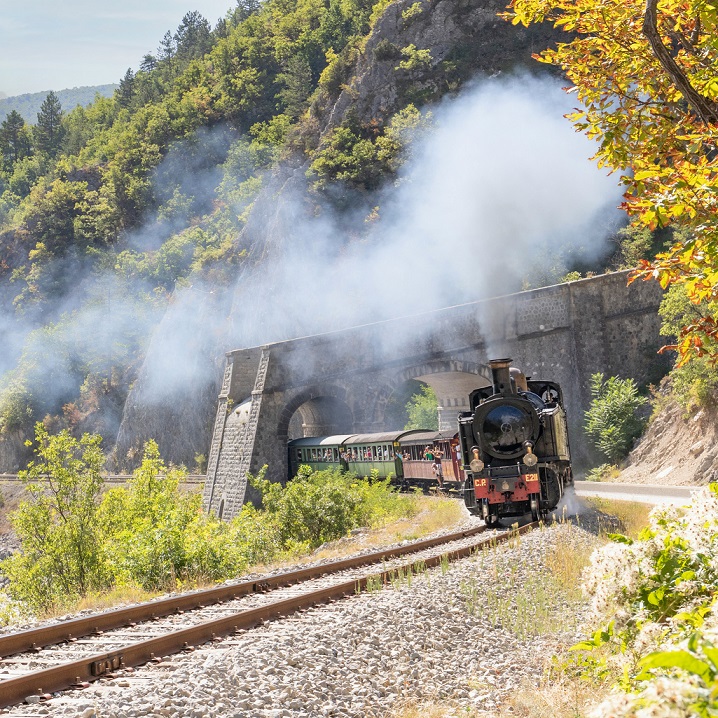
left=332, top=448, right=338, bottom=461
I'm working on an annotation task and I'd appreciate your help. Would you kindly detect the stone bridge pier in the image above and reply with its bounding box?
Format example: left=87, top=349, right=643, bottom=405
left=203, top=271, right=667, bottom=520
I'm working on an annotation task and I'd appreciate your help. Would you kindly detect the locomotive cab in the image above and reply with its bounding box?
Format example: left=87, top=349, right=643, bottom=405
left=459, top=359, right=572, bottom=526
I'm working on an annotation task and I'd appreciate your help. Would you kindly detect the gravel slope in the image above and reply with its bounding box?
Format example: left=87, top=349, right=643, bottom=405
left=5, top=522, right=598, bottom=718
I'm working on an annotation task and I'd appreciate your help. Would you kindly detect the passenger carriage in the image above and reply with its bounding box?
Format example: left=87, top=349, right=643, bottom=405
left=287, top=429, right=466, bottom=493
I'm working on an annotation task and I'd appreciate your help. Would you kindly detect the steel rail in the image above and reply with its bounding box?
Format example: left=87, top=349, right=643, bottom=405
left=0, top=522, right=536, bottom=709
left=0, top=523, right=492, bottom=659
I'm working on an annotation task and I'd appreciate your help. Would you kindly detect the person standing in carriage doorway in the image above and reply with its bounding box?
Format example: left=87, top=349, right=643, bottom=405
left=432, top=448, right=444, bottom=488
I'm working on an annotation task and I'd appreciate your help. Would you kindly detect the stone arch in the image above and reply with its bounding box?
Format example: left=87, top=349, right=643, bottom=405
left=370, top=358, right=493, bottom=430
left=277, top=384, right=355, bottom=440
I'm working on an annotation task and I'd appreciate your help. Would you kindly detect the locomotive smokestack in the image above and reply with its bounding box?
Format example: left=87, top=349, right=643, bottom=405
left=489, top=358, right=514, bottom=394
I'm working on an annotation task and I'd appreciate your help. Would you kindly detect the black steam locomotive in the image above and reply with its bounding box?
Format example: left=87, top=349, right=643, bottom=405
left=459, top=359, right=572, bottom=525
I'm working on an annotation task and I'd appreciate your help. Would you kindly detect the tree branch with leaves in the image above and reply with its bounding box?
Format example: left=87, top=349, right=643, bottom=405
left=507, top=0, right=718, bottom=362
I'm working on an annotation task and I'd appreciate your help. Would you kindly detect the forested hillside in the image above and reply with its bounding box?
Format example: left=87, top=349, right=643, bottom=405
left=0, top=0, right=611, bottom=471
left=0, top=85, right=118, bottom=124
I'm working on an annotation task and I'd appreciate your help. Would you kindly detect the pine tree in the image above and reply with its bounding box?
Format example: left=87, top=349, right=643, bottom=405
left=0, top=110, right=32, bottom=171
left=174, top=12, right=212, bottom=63
left=116, top=68, right=135, bottom=109
left=34, top=91, right=65, bottom=157
left=158, top=31, right=175, bottom=63
left=277, top=55, right=313, bottom=119
left=234, top=0, right=262, bottom=22
left=140, top=53, right=157, bottom=73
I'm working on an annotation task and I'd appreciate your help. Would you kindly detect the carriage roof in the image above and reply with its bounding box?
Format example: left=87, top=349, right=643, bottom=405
left=343, top=430, right=429, bottom=445
left=287, top=435, right=356, bottom=447
left=397, top=430, right=458, bottom=445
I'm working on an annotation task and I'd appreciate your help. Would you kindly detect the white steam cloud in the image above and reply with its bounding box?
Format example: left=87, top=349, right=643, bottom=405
left=227, top=74, right=623, bottom=349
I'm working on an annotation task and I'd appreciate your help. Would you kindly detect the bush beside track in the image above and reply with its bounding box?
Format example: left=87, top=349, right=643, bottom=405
left=565, top=483, right=718, bottom=717
left=0, top=425, right=431, bottom=620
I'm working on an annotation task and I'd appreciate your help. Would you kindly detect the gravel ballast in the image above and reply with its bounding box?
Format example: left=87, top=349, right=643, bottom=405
left=3, top=522, right=598, bottom=718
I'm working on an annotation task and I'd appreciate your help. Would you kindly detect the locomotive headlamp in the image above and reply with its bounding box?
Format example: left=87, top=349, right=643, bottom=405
left=524, top=453, right=538, bottom=467
left=470, top=448, right=484, bottom=473
left=523, top=442, right=538, bottom=468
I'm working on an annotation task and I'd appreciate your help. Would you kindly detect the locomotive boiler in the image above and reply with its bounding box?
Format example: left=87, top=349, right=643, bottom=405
left=458, top=359, right=572, bottom=525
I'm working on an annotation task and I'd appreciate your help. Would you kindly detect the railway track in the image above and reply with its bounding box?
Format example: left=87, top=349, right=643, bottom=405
left=0, top=521, right=537, bottom=710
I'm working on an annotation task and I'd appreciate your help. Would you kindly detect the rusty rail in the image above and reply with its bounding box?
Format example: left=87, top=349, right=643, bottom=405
left=0, top=522, right=535, bottom=708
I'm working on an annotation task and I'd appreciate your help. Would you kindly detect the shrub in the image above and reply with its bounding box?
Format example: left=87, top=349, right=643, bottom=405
left=251, top=465, right=416, bottom=551
left=402, top=2, right=423, bottom=21
left=585, top=373, right=647, bottom=463
left=1, top=424, right=108, bottom=611
left=373, top=39, right=402, bottom=61
left=98, top=441, right=203, bottom=590
left=395, top=44, right=433, bottom=71
left=572, top=484, right=718, bottom=718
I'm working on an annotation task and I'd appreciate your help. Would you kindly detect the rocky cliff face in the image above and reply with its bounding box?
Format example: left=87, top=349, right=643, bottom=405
left=113, top=0, right=564, bottom=470
left=618, top=393, right=718, bottom=486
left=323, top=0, right=561, bottom=131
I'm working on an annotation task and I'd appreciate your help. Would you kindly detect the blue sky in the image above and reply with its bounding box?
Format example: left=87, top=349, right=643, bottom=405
left=0, top=0, right=236, bottom=97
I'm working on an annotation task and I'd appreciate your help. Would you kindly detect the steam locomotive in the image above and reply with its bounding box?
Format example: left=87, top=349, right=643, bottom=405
left=459, top=359, right=572, bottom=525
left=287, top=358, right=572, bottom=525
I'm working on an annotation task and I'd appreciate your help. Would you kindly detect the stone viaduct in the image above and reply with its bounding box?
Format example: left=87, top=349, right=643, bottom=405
left=203, top=271, right=667, bottom=520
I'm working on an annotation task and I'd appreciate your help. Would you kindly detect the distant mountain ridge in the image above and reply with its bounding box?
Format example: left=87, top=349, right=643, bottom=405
left=0, top=85, right=117, bottom=123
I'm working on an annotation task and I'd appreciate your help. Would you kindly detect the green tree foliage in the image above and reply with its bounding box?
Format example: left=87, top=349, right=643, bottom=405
left=250, top=465, right=415, bottom=551
left=395, top=44, right=432, bottom=71
left=0, top=110, right=32, bottom=172
left=609, top=222, right=673, bottom=271
left=310, top=104, right=430, bottom=189
left=174, top=12, right=212, bottom=64
left=98, top=440, right=202, bottom=589
left=0, top=0, right=439, bottom=451
left=585, top=373, right=648, bottom=464
left=404, top=384, right=439, bottom=430
left=1, top=424, right=106, bottom=610
left=659, top=286, right=718, bottom=409
left=34, top=91, right=65, bottom=157
left=116, top=68, right=136, bottom=109
left=277, top=55, right=314, bottom=119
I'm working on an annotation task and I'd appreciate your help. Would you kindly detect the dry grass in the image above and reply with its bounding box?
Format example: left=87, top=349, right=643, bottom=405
left=493, top=672, right=608, bottom=718
left=545, top=533, right=595, bottom=601
left=583, top=497, right=652, bottom=539
left=298, top=495, right=465, bottom=564
left=72, top=585, right=161, bottom=614
left=386, top=699, right=478, bottom=718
